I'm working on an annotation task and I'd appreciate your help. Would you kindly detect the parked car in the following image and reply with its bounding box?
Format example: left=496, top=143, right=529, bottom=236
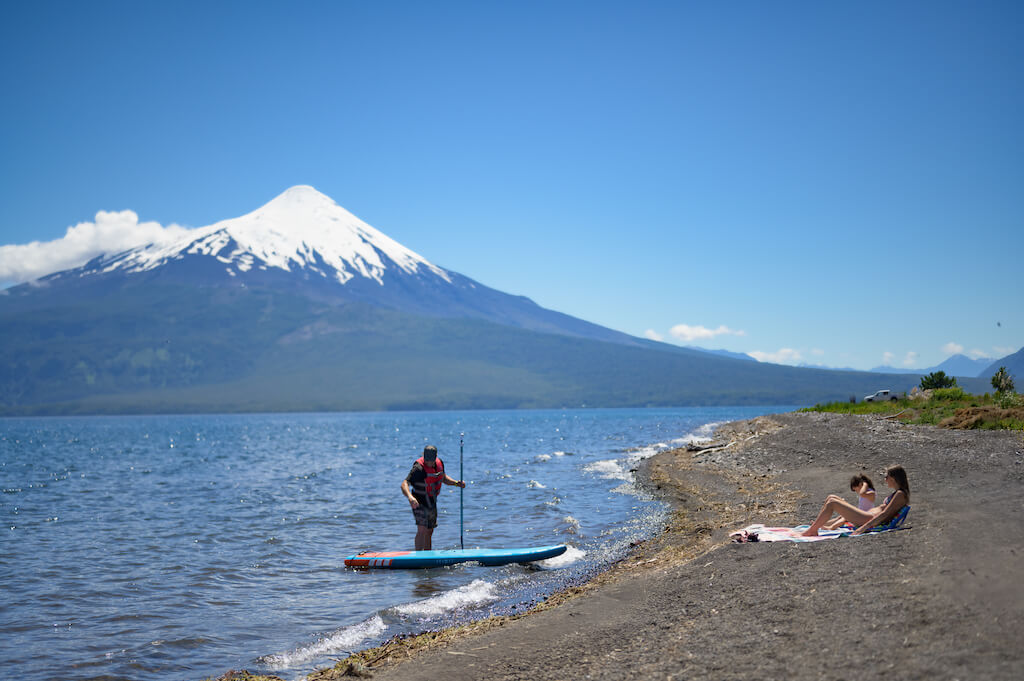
left=864, top=389, right=898, bottom=402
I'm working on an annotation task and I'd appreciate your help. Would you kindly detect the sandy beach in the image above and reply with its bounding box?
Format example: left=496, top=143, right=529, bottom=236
left=292, top=411, right=1024, bottom=681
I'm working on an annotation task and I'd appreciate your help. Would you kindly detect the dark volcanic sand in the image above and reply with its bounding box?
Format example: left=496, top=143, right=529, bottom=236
left=335, top=412, right=1024, bottom=681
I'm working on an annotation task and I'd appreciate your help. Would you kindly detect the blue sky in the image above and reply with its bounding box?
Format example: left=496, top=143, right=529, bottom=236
left=1, top=1, right=1021, bottom=371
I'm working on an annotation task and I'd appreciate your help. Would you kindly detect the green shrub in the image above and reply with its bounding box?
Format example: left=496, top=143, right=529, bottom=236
left=991, top=366, right=1016, bottom=394
left=920, top=371, right=957, bottom=390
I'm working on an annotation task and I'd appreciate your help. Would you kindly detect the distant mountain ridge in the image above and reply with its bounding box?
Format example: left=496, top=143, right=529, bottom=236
left=870, top=354, right=996, bottom=378
left=0, top=186, right=996, bottom=414
left=685, top=347, right=754, bottom=362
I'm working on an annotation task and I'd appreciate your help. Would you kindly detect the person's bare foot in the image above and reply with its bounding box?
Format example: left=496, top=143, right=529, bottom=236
left=801, top=527, right=819, bottom=537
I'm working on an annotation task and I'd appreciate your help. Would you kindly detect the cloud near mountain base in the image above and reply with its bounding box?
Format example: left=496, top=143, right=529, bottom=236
left=749, top=348, right=803, bottom=365
left=0, top=210, right=192, bottom=284
left=668, top=324, right=746, bottom=343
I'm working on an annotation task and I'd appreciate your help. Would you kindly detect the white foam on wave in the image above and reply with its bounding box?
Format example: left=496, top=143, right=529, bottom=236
left=527, top=480, right=546, bottom=489
left=261, top=615, right=387, bottom=669
left=395, top=579, right=498, bottom=618
left=538, top=545, right=586, bottom=568
left=536, top=450, right=571, bottom=462
left=619, top=423, right=722, bottom=467
left=561, top=515, right=581, bottom=534
left=692, top=421, right=723, bottom=439
left=626, top=443, right=664, bottom=459
left=623, top=422, right=722, bottom=461
left=584, top=459, right=631, bottom=481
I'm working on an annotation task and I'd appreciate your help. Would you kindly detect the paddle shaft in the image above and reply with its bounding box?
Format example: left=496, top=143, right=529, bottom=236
left=459, top=434, right=464, bottom=550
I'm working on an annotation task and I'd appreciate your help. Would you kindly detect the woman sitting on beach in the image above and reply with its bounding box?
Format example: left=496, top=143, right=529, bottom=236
left=824, top=473, right=876, bottom=530
left=802, top=465, right=909, bottom=537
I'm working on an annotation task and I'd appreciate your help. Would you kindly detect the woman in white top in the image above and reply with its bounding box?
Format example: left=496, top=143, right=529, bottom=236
left=824, top=474, right=876, bottom=530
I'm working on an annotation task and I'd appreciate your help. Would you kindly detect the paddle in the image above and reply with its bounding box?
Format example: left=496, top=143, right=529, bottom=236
left=459, top=433, right=465, bottom=550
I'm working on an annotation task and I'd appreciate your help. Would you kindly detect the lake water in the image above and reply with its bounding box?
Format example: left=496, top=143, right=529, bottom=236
left=0, top=407, right=792, bottom=680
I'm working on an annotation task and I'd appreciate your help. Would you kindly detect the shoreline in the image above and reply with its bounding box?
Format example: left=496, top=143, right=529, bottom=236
left=284, top=415, right=800, bottom=680
left=215, top=412, right=1024, bottom=681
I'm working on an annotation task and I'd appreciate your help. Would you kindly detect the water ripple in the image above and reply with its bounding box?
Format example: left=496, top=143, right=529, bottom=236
left=0, top=406, right=792, bottom=681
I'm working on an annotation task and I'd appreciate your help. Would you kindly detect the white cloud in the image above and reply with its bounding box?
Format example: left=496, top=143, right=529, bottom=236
left=942, top=342, right=964, bottom=356
left=643, top=329, right=664, bottom=342
left=882, top=351, right=896, bottom=366
left=668, top=323, right=746, bottom=343
left=749, top=348, right=803, bottom=365
left=968, top=348, right=990, bottom=360
left=993, top=346, right=1017, bottom=357
left=901, top=351, right=919, bottom=367
left=811, top=348, right=825, bottom=356
left=0, top=210, right=192, bottom=284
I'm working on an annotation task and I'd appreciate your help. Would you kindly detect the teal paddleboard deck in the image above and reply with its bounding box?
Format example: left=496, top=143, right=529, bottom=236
left=344, top=544, right=567, bottom=569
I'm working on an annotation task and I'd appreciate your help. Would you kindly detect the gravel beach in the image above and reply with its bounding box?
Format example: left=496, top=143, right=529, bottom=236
left=322, top=411, right=1024, bottom=681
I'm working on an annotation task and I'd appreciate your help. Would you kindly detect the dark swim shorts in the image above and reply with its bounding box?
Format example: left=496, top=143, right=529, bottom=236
left=411, top=501, right=438, bottom=528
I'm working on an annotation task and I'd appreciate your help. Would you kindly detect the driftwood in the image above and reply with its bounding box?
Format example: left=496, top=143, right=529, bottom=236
left=686, top=441, right=729, bottom=452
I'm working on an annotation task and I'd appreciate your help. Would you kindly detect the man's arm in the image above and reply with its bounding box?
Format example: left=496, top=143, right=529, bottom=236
left=401, top=479, right=420, bottom=507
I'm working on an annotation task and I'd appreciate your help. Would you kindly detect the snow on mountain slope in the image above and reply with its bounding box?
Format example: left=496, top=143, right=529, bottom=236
left=93, top=185, right=452, bottom=286
left=13, top=185, right=653, bottom=348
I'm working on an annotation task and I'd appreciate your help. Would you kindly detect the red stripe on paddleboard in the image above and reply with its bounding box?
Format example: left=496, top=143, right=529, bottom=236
left=344, top=551, right=410, bottom=567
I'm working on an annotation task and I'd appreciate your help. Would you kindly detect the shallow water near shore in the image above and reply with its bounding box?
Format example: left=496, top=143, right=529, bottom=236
left=0, top=407, right=792, bottom=681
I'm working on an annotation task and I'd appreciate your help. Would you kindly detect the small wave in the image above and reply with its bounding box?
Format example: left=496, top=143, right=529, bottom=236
left=527, top=480, right=546, bottom=489
left=394, top=579, right=498, bottom=618
left=536, top=450, right=572, bottom=462
left=261, top=615, right=386, bottom=669
left=583, top=459, right=631, bottom=481
left=693, top=421, right=723, bottom=439
left=625, top=444, right=663, bottom=459
left=544, top=496, right=561, bottom=507
left=538, top=545, right=586, bottom=568
left=561, top=515, right=581, bottom=535
left=611, top=482, right=637, bottom=495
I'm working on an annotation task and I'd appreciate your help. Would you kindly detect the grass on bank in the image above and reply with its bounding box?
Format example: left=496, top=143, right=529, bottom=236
left=803, top=388, right=1024, bottom=430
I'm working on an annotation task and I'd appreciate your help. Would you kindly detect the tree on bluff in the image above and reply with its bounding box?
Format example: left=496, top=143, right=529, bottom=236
left=920, top=371, right=957, bottom=390
left=991, top=366, right=1015, bottom=394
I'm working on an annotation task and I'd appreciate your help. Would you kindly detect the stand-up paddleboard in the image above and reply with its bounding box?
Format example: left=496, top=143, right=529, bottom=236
left=344, top=544, right=567, bottom=569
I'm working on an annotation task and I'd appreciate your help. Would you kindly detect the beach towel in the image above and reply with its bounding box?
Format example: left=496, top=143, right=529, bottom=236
left=731, top=506, right=910, bottom=543
left=730, top=525, right=851, bottom=543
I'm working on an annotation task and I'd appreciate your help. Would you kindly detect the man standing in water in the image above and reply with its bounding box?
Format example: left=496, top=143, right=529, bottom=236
left=401, top=445, right=465, bottom=551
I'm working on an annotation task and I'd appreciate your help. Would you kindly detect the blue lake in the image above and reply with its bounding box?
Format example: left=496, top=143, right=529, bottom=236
left=0, top=407, right=792, bottom=680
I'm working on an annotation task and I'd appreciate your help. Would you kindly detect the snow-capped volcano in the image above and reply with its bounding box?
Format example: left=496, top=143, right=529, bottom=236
left=90, top=185, right=452, bottom=286
left=19, top=185, right=642, bottom=347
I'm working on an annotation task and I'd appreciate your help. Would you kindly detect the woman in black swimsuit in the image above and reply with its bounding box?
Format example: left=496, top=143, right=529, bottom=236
left=801, top=465, right=910, bottom=537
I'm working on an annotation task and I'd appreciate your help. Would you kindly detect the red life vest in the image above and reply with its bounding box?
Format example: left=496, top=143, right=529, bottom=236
left=415, top=456, right=445, bottom=497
